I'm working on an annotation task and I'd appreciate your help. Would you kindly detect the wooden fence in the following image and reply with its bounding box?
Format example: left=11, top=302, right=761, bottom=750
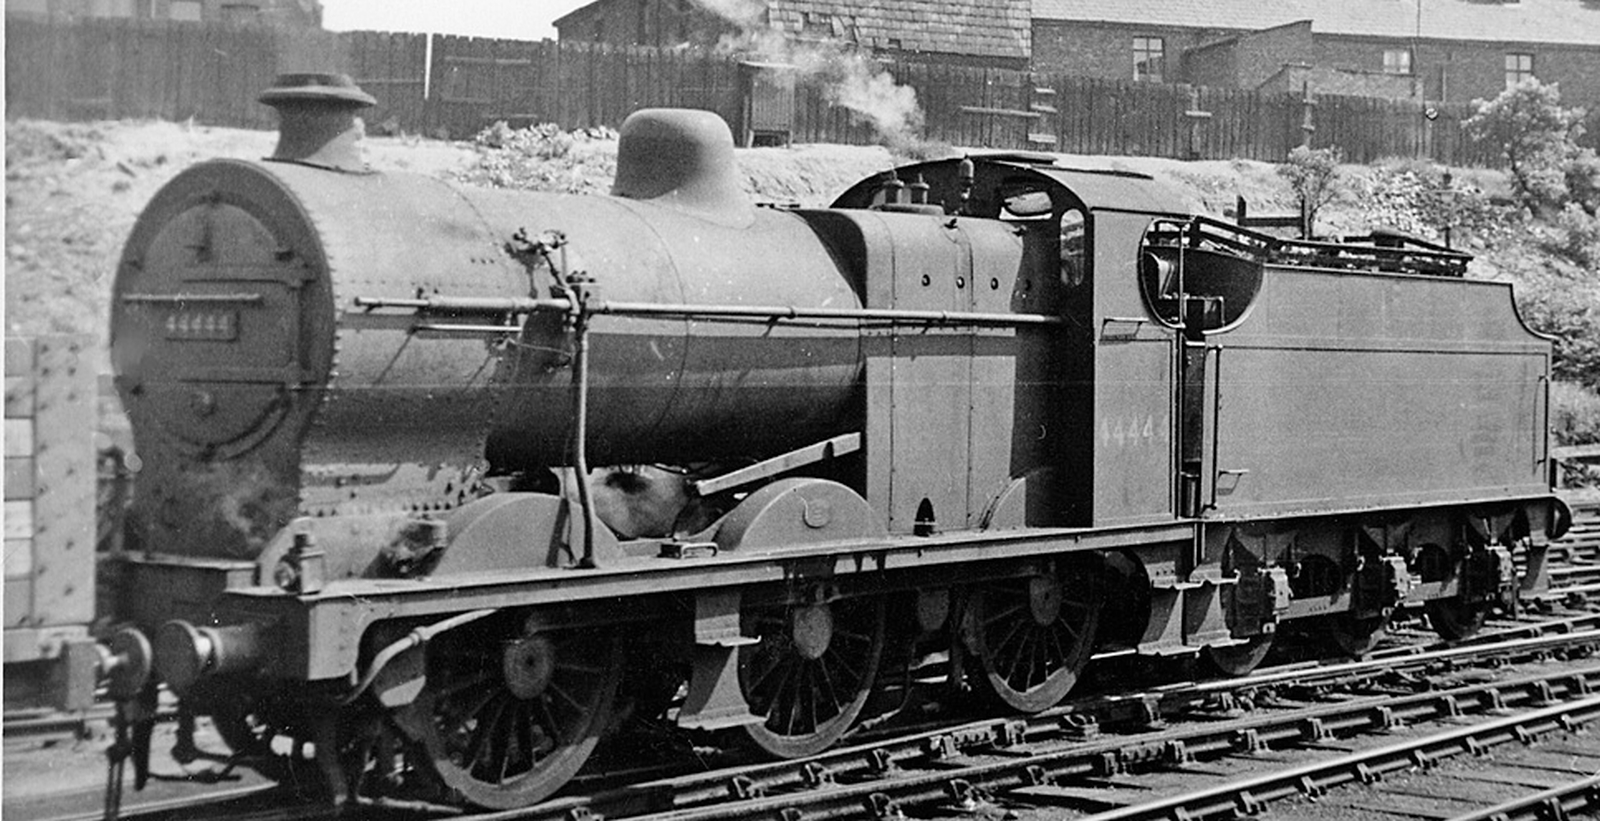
left=5, top=17, right=1502, bottom=166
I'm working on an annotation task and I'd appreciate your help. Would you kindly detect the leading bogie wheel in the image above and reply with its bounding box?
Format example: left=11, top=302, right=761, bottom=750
left=406, top=613, right=622, bottom=809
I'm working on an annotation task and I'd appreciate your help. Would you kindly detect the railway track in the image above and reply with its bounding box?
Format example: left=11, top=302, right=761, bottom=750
left=19, top=610, right=1600, bottom=821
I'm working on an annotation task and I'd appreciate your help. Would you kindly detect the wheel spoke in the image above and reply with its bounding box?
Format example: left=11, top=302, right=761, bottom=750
left=823, top=646, right=864, bottom=687
left=553, top=660, right=609, bottom=676
left=814, top=659, right=840, bottom=718
left=745, top=650, right=789, bottom=698
left=991, top=617, right=1029, bottom=661
left=534, top=694, right=566, bottom=748
left=465, top=696, right=509, bottom=771
left=1003, top=629, right=1030, bottom=685
left=435, top=669, right=495, bottom=700
left=546, top=679, right=586, bottom=714
left=981, top=601, right=1027, bottom=628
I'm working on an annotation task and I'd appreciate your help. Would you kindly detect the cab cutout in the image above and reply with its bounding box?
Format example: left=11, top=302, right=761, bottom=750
left=1139, top=220, right=1264, bottom=337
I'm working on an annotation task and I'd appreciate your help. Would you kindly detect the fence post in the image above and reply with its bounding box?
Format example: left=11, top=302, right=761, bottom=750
left=1183, top=85, right=1211, bottom=160
left=1299, top=81, right=1317, bottom=149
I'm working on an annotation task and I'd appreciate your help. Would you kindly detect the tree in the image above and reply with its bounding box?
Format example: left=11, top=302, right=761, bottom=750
left=1463, top=78, right=1590, bottom=214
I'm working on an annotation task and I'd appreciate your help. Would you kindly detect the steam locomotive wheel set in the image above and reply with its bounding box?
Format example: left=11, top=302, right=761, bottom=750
left=82, top=74, right=1571, bottom=810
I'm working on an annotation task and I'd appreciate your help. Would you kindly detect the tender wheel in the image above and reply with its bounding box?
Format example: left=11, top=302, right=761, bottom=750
left=410, top=614, right=621, bottom=809
left=1203, top=635, right=1274, bottom=677
left=1328, top=615, right=1388, bottom=657
left=1416, top=544, right=1489, bottom=641
left=967, top=560, right=1102, bottom=712
left=1427, top=595, right=1490, bottom=641
left=739, top=590, right=885, bottom=759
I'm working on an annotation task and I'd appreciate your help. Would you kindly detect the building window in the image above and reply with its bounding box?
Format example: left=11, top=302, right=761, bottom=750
left=802, top=11, right=833, bottom=36
left=1133, top=37, right=1165, bottom=83
left=1505, top=53, right=1534, bottom=88
left=220, top=3, right=259, bottom=22
left=1383, top=48, right=1412, bottom=75
left=88, top=0, right=136, bottom=17
left=169, top=0, right=202, bottom=21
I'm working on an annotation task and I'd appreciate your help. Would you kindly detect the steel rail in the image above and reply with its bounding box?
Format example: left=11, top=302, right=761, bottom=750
left=1444, top=774, right=1600, bottom=821
left=31, top=783, right=286, bottom=821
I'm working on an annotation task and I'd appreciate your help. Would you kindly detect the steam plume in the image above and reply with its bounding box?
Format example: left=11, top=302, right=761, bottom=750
left=700, top=0, right=927, bottom=149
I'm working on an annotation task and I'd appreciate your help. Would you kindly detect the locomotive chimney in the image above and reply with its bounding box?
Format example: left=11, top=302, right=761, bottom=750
left=612, top=108, right=753, bottom=228
left=259, top=72, right=377, bottom=173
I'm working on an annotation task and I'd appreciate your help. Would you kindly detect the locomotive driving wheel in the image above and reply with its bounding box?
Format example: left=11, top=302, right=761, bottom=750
left=738, top=588, right=885, bottom=759
left=409, top=614, right=621, bottom=809
left=1417, top=543, right=1490, bottom=641
left=967, top=559, right=1102, bottom=712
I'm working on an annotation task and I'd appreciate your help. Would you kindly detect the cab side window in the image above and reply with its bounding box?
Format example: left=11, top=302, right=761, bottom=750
left=1059, top=208, right=1087, bottom=287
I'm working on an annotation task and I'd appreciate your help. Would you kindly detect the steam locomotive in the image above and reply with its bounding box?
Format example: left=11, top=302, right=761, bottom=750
left=98, top=73, right=1569, bottom=809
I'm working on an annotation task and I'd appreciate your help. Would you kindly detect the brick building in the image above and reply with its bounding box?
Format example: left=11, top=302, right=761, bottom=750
left=1033, top=0, right=1600, bottom=109
left=555, top=0, right=1031, bottom=70
left=4, top=0, right=322, bottom=26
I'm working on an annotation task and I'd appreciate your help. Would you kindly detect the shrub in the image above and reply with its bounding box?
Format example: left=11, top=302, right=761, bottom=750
left=1277, top=145, right=1343, bottom=232
left=1565, top=147, right=1600, bottom=215
left=1513, top=270, right=1600, bottom=390
left=456, top=121, right=618, bottom=193
left=1552, top=381, right=1600, bottom=447
left=1545, top=203, right=1600, bottom=269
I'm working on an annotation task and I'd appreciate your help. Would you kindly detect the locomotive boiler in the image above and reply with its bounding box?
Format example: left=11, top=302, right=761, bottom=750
left=98, top=74, right=1570, bottom=809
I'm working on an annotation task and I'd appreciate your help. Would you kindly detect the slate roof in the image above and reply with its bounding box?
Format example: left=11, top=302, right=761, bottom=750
left=764, top=0, right=1031, bottom=59
left=1031, top=0, right=1600, bottom=47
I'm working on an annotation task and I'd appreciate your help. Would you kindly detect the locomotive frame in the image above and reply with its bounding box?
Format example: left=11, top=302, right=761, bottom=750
left=94, top=75, right=1569, bottom=809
